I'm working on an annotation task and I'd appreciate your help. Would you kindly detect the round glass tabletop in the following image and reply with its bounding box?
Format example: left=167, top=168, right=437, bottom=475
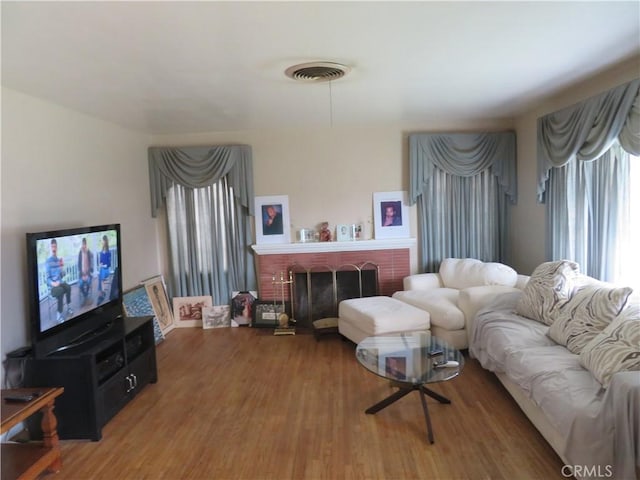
left=356, top=331, right=464, bottom=385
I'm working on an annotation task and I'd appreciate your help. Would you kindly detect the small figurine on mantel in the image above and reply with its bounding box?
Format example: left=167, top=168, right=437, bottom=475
left=319, top=222, right=332, bottom=242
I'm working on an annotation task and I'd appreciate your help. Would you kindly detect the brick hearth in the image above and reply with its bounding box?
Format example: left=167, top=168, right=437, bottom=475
left=251, top=239, right=414, bottom=301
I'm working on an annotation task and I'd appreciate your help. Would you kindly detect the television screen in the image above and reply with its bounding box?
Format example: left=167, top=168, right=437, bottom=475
left=27, top=224, right=122, bottom=356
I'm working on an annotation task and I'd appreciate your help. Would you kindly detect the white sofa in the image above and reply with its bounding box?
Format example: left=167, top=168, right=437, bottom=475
left=470, top=260, right=640, bottom=480
left=392, top=258, right=528, bottom=350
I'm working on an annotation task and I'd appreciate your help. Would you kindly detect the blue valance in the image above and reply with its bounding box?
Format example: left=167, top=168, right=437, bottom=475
left=409, top=132, right=517, bottom=205
left=537, top=78, right=640, bottom=202
left=148, top=145, right=254, bottom=217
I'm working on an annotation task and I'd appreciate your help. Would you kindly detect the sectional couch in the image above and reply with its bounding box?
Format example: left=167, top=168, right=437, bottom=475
left=469, top=260, right=640, bottom=480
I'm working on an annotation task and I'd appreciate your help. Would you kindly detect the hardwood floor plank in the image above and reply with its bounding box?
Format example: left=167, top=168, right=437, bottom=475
left=46, top=328, right=566, bottom=479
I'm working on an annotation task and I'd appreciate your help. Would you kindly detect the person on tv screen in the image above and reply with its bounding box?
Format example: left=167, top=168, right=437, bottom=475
left=46, top=238, right=72, bottom=323
left=97, top=235, right=111, bottom=304
left=77, top=237, right=94, bottom=307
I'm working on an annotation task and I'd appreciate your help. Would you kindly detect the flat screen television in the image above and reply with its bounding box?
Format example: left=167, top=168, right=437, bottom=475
left=26, top=224, right=123, bottom=357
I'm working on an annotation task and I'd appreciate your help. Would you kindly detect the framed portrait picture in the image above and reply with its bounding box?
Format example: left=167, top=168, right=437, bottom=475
left=202, top=305, right=231, bottom=329
left=172, top=295, right=213, bottom=328
left=254, top=195, right=291, bottom=244
left=252, top=300, right=291, bottom=328
left=336, top=224, right=353, bottom=242
left=231, top=291, right=257, bottom=326
left=122, top=286, right=164, bottom=345
left=373, top=191, right=410, bottom=239
left=142, top=275, right=175, bottom=336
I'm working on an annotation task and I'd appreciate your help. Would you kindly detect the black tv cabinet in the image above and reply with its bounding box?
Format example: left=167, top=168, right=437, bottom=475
left=24, top=316, right=157, bottom=441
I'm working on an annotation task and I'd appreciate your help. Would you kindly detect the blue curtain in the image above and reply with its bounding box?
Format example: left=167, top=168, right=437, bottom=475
left=148, top=145, right=256, bottom=301
left=409, top=132, right=517, bottom=272
left=538, top=79, right=640, bottom=281
left=546, top=146, right=629, bottom=280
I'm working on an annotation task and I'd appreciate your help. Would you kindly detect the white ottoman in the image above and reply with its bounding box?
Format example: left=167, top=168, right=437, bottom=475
left=338, top=296, right=431, bottom=344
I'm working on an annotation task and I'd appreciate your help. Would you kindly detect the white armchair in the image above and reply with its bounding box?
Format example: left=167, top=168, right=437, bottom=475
left=392, top=258, right=528, bottom=349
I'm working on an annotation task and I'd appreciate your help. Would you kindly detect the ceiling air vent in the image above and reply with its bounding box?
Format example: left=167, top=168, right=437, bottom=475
left=285, top=62, right=351, bottom=82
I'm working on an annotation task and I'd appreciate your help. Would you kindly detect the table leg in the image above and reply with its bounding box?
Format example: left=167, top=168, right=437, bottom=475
left=40, top=400, right=62, bottom=472
left=418, top=386, right=435, bottom=444
left=422, top=386, right=451, bottom=404
left=365, top=386, right=414, bottom=414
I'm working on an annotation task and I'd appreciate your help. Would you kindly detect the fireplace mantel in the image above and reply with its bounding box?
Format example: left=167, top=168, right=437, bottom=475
left=251, top=238, right=416, bottom=255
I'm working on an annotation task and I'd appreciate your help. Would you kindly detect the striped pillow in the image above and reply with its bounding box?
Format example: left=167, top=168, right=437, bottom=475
left=579, top=303, right=640, bottom=388
left=515, top=260, right=579, bottom=325
left=548, top=284, right=632, bottom=353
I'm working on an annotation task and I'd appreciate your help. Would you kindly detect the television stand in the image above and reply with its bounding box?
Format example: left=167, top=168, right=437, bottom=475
left=24, top=316, right=157, bottom=441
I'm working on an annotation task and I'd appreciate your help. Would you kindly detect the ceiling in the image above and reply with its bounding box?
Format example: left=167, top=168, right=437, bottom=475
left=2, top=1, right=639, bottom=135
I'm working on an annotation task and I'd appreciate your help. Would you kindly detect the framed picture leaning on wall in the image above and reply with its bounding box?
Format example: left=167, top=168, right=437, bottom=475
left=122, top=286, right=164, bottom=345
left=254, top=195, right=291, bottom=244
left=142, top=275, right=175, bottom=336
left=373, top=191, right=410, bottom=240
left=173, top=296, right=213, bottom=328
left=202, top=305, right=231, bottom=329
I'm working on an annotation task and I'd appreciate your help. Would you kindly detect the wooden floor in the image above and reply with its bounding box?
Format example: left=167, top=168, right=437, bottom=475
left=48, top=327, right=566, bottom=480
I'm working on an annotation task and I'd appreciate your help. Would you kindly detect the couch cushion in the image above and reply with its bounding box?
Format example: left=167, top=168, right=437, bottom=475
left=392, top=289, right=464, bottom=330
left=579, top=302, right=640, bottom=388
left=438, top=258, right=517, bottom=290
left=515, top=260, right=579, bottom=325
left=548, top=283, right=633, bottom=354
left=502, top=345, right=604, bottom=436
left=471, top=292, right=557, bottom=371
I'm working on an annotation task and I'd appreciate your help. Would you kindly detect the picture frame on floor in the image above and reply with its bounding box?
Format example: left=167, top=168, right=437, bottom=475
left=252, top=300, right=291, bottom=328
left=122, top=286, right=164, bottom=345
left=231, top=291, right=257, bottom=326
left=142, top=275, right=175, bottom=335
left=254, top=195, right=291, bottom=244
left=173, top=295, right=213, bottom=328
left=202, top=305, right=231, bottom=329
left=373, top=191, right=410, bottom=239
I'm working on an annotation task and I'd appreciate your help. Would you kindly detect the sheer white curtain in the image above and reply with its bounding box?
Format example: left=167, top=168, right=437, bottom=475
left=547, top=144, right=630, bottom=281
left=166, top=177, right=251, bottom=303
left=409, top=132, right=516, bottom=272
left=617, top=155, right=640, bottom=290
left=418, top=167, right=504, bottom=271
left=148, top=145, right=256, bottom=302
left=538, top=79, right=640, bottom=283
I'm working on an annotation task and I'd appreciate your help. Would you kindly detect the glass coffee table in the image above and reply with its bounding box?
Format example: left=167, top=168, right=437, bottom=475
left=355, top=332, right=464, bottom=444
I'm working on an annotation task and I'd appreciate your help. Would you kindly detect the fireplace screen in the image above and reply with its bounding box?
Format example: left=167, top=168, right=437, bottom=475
left=290, top=262, right=379, bottom=327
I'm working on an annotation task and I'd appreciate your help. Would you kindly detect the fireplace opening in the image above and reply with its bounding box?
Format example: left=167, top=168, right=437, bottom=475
left=290, top=263, right=378, bottom=328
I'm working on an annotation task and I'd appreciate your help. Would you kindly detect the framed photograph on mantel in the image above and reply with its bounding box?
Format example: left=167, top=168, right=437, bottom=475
left=373, top=191, right=410, bottom=240
left=254, top=195, right=291, bottom=245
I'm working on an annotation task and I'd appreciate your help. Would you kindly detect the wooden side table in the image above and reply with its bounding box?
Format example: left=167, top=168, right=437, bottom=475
left=1, top=387, right=64, bottom=480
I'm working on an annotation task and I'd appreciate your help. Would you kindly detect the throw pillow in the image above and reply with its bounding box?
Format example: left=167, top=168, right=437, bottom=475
left=548, top=284, right=633, bottom=353
left=515, top=260, right=579, bottom=325
left=579, top=303, right=640, bottom=388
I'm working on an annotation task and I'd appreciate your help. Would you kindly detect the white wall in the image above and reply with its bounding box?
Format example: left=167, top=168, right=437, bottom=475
left=0, top=87, right=158, bottom=376
left=510, top=55, right=640, bottom=274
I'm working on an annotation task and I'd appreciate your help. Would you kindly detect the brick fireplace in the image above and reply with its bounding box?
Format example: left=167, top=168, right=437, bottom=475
left=251, top=239, right=414, bottom=325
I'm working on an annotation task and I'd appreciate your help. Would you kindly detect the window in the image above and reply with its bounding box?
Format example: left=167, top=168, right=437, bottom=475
left=166, top=178, right=241, bottom=301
